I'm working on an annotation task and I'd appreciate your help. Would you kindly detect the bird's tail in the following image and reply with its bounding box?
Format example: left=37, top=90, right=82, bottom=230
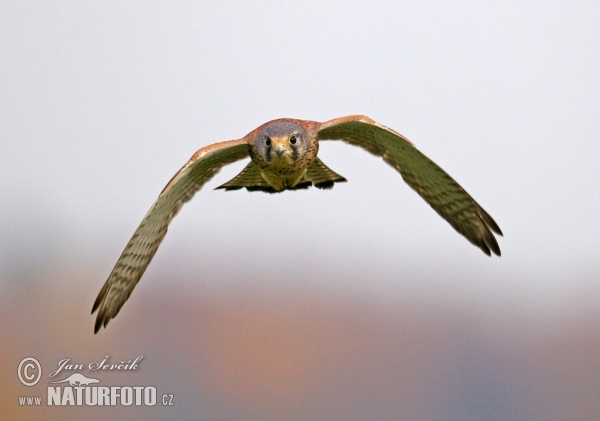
left=215, top=158, right=346, bottom=192
left=302, top=157, right=347, bottom=189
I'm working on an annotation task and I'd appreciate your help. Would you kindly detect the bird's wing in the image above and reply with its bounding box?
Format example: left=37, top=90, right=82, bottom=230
left=316, top=115, right=502, bottom=256
left=92, top=139, right=249, bottom=332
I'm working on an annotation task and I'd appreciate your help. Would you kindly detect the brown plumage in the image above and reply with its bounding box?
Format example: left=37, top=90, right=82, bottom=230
left=92, top=115, right=502, bottom=333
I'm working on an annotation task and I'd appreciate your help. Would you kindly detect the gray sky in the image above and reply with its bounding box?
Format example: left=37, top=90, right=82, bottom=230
left=1, top=1, right=599, bottom=313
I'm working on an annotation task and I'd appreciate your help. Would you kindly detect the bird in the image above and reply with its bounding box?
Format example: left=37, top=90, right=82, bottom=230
left=92, top=115, right=502, bottom=333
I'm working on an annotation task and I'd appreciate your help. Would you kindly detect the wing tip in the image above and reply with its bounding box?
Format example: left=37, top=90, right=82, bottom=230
left=480, top=225, right=502, bottom=257
left=93, top=317, right=102, bottom=334
left=93, top=313, right=112, bottom=334
left=474, top=207, right=502, bottom=256
left=93, top=305, right=116, bottom=334
left=483, top=243, right=502, bottom=257
left=489, top=238, right=502, bottom=256
left=91, top=283, right=107, bottom=315
left=481, top=244, right=491, bottom=256
left=92, top=300, right=106, bottom=333
left=91, top=298, right=101, bottom=315
left=91, top=283, right=114, bottom=333
left=480, top=208, right=503, bottom=236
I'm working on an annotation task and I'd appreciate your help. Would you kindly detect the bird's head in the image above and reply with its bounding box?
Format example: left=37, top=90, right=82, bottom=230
left=252, top=121, right=312, bottom=167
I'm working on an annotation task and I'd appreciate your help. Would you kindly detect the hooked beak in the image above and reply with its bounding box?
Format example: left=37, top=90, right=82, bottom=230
left=274, top=145, right=286, bottom=157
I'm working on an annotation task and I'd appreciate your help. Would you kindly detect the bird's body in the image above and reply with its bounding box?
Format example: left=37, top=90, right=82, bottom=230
left=92, top=115, right=503, bottom=333
left=247, top=120, right=320, bottom=190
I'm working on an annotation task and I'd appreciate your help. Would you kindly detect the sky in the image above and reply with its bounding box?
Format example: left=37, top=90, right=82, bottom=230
left=1, top=1, right=599, bottom=420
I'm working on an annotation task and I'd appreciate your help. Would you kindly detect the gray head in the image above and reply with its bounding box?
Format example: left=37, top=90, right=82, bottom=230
left=251, top=121, right=312, bottom=166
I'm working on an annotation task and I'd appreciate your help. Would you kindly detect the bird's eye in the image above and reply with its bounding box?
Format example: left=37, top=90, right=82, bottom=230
left=265, top=137, right=271, bottom=146
left=290, top=135, right=297, bottom=145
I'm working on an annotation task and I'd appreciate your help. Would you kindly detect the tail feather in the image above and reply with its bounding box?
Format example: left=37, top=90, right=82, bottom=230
left=215, top=157, right=346, bottom=192
left=303, top=157, right=347, bottom=189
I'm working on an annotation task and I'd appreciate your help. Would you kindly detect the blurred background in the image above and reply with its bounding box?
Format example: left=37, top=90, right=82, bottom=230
left=1, top=1, right=599, bottom=420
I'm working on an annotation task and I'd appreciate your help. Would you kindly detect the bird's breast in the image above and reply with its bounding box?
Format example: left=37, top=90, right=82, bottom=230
left=249, top=139, right=319, bottom=190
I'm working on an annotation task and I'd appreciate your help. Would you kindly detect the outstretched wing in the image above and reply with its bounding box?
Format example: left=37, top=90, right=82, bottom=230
left=92, top=139, right=249, bottom=333
left=316, top=115, right=502, bottom=256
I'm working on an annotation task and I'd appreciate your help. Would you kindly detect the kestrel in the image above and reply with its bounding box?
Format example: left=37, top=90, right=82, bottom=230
left=92, top=115, right=502, bottom=333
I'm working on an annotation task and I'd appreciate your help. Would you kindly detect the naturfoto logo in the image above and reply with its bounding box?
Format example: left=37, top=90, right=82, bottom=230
left=17, top=355, right=174, bottom=408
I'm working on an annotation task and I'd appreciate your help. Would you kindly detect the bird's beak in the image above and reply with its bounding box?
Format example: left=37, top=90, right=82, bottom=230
left=274, top=145, right=286, bottom=157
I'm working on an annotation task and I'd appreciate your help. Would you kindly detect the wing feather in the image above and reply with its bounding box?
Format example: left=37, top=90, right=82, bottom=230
left=92, top=139, right=249, bottom=332
left=316, top=115, right=502, bottom=256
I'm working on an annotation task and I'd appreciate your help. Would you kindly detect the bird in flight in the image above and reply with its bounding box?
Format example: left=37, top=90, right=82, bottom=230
left=92, top=115, right=502, bottom=333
